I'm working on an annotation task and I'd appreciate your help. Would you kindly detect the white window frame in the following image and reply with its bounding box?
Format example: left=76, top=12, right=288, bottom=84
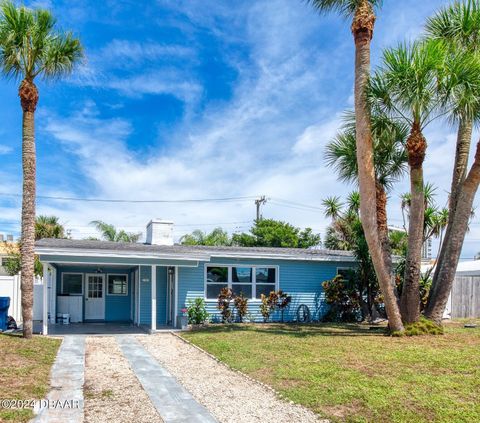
left=106, top=273, right=128, bottom=296
left=204, top=264, right=279, bottom=301
left=61, top=272, right=84, bottom=295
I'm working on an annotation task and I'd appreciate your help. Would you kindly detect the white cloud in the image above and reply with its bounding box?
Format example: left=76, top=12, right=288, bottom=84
left=0, top=145, right=12, bottom=155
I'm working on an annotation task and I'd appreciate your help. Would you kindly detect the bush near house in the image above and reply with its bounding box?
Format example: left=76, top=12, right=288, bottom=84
left=187, top=298, right=209, bottom=325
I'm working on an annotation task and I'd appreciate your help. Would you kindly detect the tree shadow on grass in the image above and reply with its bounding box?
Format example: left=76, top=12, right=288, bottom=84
left=190, top=323, right=388, bottom=337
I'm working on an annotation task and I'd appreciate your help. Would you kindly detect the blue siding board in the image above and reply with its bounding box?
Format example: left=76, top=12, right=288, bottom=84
left=177, top=258, right=355, bottom=323
left=139, top=266, right=152, bottom=325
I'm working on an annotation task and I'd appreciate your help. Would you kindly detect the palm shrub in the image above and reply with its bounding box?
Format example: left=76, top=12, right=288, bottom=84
left=233, top=293, right=248, bottom=323
left=187, top=298, right=209, bottom=325
left=217, top=287, right=234, bottom=323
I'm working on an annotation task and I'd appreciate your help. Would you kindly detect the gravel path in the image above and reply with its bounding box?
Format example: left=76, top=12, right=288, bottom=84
left=139, top=333, right=320, bottom=423
left=84, top=336, right=163, bottom=423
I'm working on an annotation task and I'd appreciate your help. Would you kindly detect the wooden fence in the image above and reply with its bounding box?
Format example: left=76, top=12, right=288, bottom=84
left=451, top=276, right=480, bottom=318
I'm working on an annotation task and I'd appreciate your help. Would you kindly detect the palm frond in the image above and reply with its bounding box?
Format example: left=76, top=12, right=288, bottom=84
left=307, top=0, right=382, bottom=18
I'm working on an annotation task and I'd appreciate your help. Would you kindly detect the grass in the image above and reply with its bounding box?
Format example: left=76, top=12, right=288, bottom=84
left=0, top=334, right=61, bottom=422
left=182, top=320, right=480, bottom=423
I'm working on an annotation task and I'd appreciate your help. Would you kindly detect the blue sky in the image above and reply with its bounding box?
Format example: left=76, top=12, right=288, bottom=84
left=0, top=0, right=478, bottom=259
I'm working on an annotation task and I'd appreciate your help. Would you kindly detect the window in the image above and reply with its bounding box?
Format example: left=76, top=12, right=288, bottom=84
left=205, top=265, right=277, bottom=300
left=206, top=266, right=228, bottom=299
left=232, top=267, right=252, bottom=298
left=61, top=273, right=83, bottom=295
left=255, top=267, right=276, bottom=299
left=337, top=268, right=353, bottom=281
left=107, top=274, right=128, bottom=295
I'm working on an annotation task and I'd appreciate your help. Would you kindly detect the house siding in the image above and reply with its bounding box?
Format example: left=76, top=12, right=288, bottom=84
left=139, top=266, right=152, bottom=325
left=177, top=258, right=355, bottom=323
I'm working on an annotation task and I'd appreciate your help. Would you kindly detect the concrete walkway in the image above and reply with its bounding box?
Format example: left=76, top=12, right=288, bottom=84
left=33, top=336, right=85, bottom=423
left=116, top=335, right=216, bottom=423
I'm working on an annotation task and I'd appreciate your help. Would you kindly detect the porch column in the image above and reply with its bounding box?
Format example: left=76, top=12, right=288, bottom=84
left=42, top=263, right=50, bottom=335
left=174, top=266, right=179, bottom=328
left=151, top=265, right=157, bottom=331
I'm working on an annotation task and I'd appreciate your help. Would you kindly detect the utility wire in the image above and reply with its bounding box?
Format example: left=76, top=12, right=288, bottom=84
left=0, top=193, right=258, bottom=204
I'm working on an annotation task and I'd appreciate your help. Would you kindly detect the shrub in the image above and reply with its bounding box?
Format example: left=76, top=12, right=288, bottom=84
left=259, top=290, right=292, bottom=322
left=404, top=317, right=444, bottom=336
left=260, top=294, right=271, bottom=322
left=322, top=274, right=361, bottom=322
left=233, top=293, right=249, bottom=322
left=217, top=287, right=234, bottom=323
left=276, top=290, right=292, bottom=322
left=187, top=298, right=209, bottom=325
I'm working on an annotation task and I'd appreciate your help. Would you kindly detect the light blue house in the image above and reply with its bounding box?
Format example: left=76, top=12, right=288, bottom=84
left=35, top=220, right=355, bottom=334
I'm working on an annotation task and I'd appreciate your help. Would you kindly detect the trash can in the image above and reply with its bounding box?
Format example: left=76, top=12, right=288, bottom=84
left=0, top=297, right=10, bottom=331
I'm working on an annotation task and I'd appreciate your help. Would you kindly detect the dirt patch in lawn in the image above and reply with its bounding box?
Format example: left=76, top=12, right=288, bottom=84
left=84, top=336, right=162, bottom=423
left=0, top=334, right=60, bottom=422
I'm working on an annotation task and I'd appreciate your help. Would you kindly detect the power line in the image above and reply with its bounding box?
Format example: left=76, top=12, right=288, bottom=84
left=0, top=193, right=258, bottom=204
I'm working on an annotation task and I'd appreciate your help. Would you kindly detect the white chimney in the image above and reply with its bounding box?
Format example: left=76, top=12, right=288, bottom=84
left=145, top=219, right=174, bottom=246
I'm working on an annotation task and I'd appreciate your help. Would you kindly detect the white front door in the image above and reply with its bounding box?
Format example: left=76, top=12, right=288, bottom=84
left=85, top=274, right=105, bottom=320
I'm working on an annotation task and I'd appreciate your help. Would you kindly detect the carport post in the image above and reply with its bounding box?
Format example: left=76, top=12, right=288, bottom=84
left=42, top=263, right=49, bottom=335
left=151, top=265, right=157, bottom=332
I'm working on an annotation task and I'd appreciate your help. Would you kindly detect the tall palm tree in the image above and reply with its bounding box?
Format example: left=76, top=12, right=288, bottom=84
left=424, top=0, right=480, bottom=322
left=0, top=1, right=83, bottom=338
left=90, top=221, right=141, bottom=243
left=308, top=0, right=404, bottom=332
left=370, top=39, right=447, bottom=324
left=325, top=111, right=408, bottom=273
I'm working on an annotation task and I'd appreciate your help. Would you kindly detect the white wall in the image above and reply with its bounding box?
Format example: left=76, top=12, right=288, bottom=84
left=0, top=275, right=22, bottom=322
left=0, top=275, right=43, bottom=323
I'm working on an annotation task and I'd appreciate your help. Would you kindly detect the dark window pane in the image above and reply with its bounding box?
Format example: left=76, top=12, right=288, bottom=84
left=206, top=284, right=228, bottom=299
left=63, top=274, right=83, bottom=295
left=256, top=284, right=276, bottom=299
left=108, top=275, right=127, bottom=295
left=206, top=267, right=228, bottom=283
left=232, top=284, right=252, bottom=298
left=232, top=267, right=252, bottom=283
left=256, top=268, right=276, bottom=283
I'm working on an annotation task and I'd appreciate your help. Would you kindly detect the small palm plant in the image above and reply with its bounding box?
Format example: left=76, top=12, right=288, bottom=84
left=0, top=1, right=83, bottom=338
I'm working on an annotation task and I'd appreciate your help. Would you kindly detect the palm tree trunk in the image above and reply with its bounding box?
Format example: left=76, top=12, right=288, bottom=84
left=352, top=0, right=404, bottom=333
left=376, top=181, right=392, bottom=275
left=400, top=122, right=426, bottom=324
left=425, top=141, right=480, bottom=323
left=19, top=79, right=38, bottom=339
left=430, top=118, right=472, bottom=304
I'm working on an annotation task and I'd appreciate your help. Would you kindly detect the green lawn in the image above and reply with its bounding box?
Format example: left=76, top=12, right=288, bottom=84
left=182, top=321, right=480, bottom=423
left=0, top=334, right=61, bottom=422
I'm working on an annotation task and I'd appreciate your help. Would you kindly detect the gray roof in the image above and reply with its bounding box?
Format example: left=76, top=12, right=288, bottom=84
left=35, top=238, right=355, bottom=262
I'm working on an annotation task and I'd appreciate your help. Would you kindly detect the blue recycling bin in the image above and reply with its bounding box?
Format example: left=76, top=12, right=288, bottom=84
left=0, top=297, right=10, bottom=331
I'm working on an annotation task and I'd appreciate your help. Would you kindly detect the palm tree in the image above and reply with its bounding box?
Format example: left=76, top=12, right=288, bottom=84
left=326, top=111, right=408, bottom=274
left=370, top=39, right=447, bottom=324
left=309, top=0, right=404, bottom=332
left=90, top=221, right=141, bottom=243
left=424, top=0, right=480, bottom=322
left=321, top=196, right=344, bottom=221
left=35, top=215, right=65, bottom=240
left=0, top=2, right=83, bottom=338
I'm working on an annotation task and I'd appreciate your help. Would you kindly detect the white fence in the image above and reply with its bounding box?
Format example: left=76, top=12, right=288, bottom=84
left=0, top=275, right=43, bottom=323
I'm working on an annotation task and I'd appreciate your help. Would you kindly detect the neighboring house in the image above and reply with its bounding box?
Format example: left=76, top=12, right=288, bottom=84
left=35, top=219, right=355, bottom=335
